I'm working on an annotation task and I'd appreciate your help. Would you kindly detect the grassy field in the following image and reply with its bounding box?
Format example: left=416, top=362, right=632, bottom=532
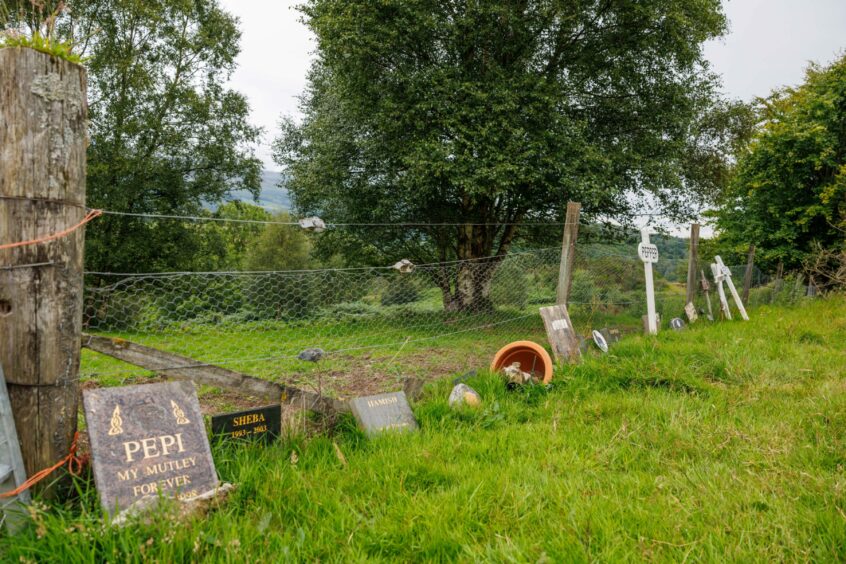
left=3, top=297, right=844, bottom=561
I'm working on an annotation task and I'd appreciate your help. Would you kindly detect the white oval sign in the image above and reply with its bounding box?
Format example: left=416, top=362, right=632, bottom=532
left=637, top=243, right=659, bottom=263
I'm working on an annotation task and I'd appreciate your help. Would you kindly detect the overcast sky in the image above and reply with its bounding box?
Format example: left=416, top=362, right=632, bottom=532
left=219, top=0, right=846, bottom=171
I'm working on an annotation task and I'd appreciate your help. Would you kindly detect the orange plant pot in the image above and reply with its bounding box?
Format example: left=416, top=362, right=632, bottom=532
left=490, top=340, right=554, bottom=384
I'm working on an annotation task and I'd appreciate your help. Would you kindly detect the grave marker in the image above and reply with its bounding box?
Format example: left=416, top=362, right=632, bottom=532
left=638, top=229, right=659, bottom=335
left=539, top=304, right=581, bottom=363
left=83, top=381, right=218, bottom=515
left=591, top=330, right=609, bottom=353
left=349, top=392, right=418, bottom=436
left=711, top=262, right=732, bottom=320
left=684, top=302, right=698, bottom=323
left=715, top=256, right=749, bottom=320
left=211, top=405, right=281, bottom=443
left=0, top=362, right=29, bottom=533
left=599, top=327, right=622, bottom=345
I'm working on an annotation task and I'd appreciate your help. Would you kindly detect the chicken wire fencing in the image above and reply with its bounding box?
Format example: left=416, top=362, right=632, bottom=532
left=81, top=242, right=780, bottom=391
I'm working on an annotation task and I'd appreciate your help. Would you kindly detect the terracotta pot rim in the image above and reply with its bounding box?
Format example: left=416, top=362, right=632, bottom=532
left=490, top=340, right=554, bottom=384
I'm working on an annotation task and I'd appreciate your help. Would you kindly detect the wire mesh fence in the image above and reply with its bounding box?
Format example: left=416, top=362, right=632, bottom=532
left=80, top=233, right=794, bottom=397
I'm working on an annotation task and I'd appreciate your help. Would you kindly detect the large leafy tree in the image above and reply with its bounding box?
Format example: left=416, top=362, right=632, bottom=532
left=715, top=56, right=846, bottom=271
left=276, top=0, right=740, bottom=311
left=3, top=0, right=262, bottom=273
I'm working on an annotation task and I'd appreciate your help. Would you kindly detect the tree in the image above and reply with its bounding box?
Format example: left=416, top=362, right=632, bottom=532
left=3, top=0, right=263, bottom=273
left=276, top=0, right=739, bottom=311
left=244, top=212, right=313, bottom=272
left=715, top=55, right=846, bottom=271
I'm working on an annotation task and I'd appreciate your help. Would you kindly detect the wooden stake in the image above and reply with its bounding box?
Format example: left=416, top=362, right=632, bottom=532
left=711, top=263, right=732, bottom=320
left=686, top=224, right=700, bottom=305
left=0, top=49, right=88, bottom=491
left=715, top=255, right=749, bottom=320
left=556, top=202, right=581, bottom=305
left=700, top=269, right=714, bottom=321
left=742, top=244, right=756, bottom=302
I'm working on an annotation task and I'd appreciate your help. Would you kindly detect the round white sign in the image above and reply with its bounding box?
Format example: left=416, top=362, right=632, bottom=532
left=592, top=329, right=609, bottom=353
left=637, top=243, right=659, bottom=263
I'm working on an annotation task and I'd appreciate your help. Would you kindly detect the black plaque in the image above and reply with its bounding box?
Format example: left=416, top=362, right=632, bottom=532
left=210, top=405, right=281, bottom=443
left=349, top=392, right=418, bottom=436
left=82, top=381, right=218, bottom=515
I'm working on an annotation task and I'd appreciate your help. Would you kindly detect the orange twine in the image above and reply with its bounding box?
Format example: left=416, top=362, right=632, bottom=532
left=0, top=209, right=102, bottom=251
left=0, top=431, right=86, bottom=498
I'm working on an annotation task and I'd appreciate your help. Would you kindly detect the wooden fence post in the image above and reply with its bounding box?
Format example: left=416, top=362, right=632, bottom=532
left=0, top=48, right=88, bottom=493
left=742, top=244, right=756, bottom=302
left=685, top=224, right=700, bottom=306
left=556, top=201, right=581, bottom=305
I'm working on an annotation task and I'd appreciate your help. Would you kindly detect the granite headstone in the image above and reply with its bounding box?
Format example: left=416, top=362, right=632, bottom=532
left=83, top=381, right=218, bottom=515
left=349, top=391, right=418, bottom=436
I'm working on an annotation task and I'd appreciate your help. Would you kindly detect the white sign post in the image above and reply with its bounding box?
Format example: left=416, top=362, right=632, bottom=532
left=710, top=262, right=732, bottom=320
left=638, top=229, right=659, bottom=335
left=715, top=256, right=749, bottom=321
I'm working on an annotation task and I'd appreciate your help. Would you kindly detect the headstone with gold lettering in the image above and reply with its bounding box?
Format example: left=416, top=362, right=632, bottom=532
left=349, top=391, right=418, bottom=436
left=82, top=381, right=218, bottom=515
left=211, top=405, right=281, bottom=443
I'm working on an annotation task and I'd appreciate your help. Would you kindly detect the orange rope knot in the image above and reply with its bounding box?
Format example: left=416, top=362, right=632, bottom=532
left=0, top=209, right=102, bottom=251
left=0, top=431, right=86, bottom=499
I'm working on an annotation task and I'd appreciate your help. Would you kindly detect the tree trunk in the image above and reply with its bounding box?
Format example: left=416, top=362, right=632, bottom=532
left=0, top=48, right=88, bottom=494
left=437, top=217, right=519, bottom=312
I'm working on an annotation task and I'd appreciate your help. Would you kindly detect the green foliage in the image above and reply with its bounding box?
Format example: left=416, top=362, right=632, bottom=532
left=244, top=212, right=313, bottom=272
left=715, top=55, right=846, bottom=270
left=46, top=0, right=263, bottom=273
left=1, top=1, right=84, bottom=63
left=5, top=300, right=846, bottom=560
left=0, top=31, right=84, bottom=63
left=490, top=259, right=529, bottom=309
left=380, top=275, right=421, bottom=307
left=275, top=0, right=741, bottom=308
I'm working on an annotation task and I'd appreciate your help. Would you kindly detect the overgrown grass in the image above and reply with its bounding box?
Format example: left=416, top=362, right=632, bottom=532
left=4, top=298, right=845, bottom=561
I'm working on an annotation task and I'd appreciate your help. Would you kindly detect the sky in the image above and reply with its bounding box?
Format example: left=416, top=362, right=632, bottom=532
left=219, top=0, right=846, bottom=171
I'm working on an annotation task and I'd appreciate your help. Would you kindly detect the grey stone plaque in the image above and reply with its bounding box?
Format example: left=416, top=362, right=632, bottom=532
left=600, top=327, right=622, bottom=345
left=83, top=381, right=218, bottom=515
left=349, top=391, right=418, bottom=436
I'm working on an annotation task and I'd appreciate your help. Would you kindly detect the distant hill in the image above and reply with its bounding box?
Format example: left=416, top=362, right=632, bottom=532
left=227, top=170, right=291, bottom=211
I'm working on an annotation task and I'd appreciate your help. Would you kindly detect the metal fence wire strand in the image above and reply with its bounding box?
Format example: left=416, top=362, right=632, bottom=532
left=80, top=243, right=781, bottom=388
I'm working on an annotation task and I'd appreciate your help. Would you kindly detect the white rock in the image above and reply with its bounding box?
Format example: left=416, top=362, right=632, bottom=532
left=449, top=383, right=481, bottom=408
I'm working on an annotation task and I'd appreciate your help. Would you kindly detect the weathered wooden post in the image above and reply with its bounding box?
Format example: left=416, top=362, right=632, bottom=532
left=685, top=224, right=700, bottom=306
left=556, top=201, right=581, bottom=305
left=0, top=48, right=88, bottom=492
left=741, top=244, right=756, bottom=302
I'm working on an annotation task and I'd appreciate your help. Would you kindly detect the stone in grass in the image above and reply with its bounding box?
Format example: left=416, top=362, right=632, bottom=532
left=448, top=383, right=481, bottom=408
left=349, top=391, right=419, bottom=436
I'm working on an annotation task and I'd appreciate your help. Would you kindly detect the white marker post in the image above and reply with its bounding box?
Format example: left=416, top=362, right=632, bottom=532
left=710, top=262, right=732, bottom=320
left=715, top=256, right=749, bottom=320
left=637, top=229, right=659, bottom=335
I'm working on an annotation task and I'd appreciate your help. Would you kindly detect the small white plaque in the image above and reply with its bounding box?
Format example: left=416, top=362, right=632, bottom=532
left=551, top=319, right=569, bottom=331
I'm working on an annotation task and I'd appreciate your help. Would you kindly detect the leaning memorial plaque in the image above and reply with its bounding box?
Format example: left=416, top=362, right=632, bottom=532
left=211, top=405, right=281, bottom=443
left=83, top=381, right=218, bottom=515
left=539, top=304, right=581, bottom=363
left=349, top=392, right=418, bottom=436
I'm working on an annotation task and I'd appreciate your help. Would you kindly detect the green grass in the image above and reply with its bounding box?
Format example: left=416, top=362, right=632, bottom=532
left=5, top=298, right=845, bottom=561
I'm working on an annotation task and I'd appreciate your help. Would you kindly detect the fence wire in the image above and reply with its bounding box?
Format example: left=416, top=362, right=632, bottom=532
left=81, top=241, right=788, bottom=397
